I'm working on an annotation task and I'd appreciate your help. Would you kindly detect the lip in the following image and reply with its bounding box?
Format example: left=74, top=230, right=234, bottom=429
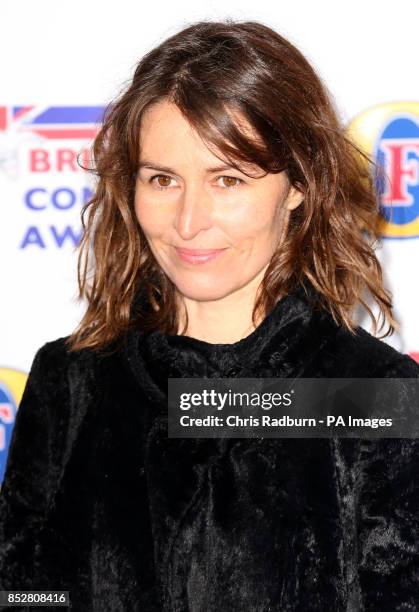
left=175, top=247, right=227, bottom=264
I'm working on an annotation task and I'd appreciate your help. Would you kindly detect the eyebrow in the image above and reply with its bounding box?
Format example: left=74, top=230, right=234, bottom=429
left=137, top=159, right=244, bottom=175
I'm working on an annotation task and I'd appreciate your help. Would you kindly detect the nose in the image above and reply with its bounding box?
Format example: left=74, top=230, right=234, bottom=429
left=174, top=183, right=213, bottom=240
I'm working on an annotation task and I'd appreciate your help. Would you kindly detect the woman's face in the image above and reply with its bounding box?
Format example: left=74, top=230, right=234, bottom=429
left=134, top=100, right=303, bottom=302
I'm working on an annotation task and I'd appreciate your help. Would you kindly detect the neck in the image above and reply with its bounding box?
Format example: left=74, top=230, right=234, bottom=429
left=175, top=268, right=269, bottom=344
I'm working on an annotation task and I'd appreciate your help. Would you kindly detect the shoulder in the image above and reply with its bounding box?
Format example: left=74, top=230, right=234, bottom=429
left=18, top=336, right=117, bottom=441
left=322, top=320, right=419, bottom=377
left=26, top=335, right=108, bottom=395
left=353, top=326, right=419, bottom=376
left=30, top=336, right=73, bottom=370
left=29, top=335, right=90, bottom=371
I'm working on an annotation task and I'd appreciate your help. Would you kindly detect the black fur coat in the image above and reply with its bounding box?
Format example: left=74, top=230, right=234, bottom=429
left=1, top=283, right=418, bottom=611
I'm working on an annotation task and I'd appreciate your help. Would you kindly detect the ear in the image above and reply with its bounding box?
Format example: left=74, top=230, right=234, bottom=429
left=285, top=185, right=304, bottom=211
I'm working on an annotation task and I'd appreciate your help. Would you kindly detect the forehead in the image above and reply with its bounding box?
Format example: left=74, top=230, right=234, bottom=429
left=140, top=99, right=257, bottom=134
left=138, top=100, right=262, bottom=173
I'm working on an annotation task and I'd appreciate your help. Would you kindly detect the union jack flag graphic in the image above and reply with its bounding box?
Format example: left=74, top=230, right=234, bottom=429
left=0, top=106, right=105, bottom=139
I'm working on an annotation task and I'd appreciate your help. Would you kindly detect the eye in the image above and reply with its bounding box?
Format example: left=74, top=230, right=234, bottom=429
left=217, top=176, right=245, bottom=189
left=149, top=174, right=175, bottom=190
left=148, top=174, right=245, bottom=190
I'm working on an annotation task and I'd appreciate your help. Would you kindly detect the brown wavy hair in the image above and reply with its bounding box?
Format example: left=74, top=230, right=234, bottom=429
left=66, top=19, right=396, bottom=354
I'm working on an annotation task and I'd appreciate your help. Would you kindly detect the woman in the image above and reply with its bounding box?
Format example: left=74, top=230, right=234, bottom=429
left=1, top=19, right=418, bottom=612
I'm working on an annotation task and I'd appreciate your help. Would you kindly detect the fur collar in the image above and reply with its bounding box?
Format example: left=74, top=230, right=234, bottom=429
left=122, top=281, right=339, bottom=406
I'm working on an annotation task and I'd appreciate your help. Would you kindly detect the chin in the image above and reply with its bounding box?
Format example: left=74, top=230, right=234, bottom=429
left=170, top=274, right=237, bottom=303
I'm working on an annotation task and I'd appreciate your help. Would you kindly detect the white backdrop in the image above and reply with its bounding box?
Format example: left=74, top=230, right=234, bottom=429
left=1, top=0, right=418, bottom=480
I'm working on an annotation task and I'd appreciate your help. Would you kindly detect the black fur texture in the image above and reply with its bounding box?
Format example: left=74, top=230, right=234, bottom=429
left=1, top=283, right=418, bottom=611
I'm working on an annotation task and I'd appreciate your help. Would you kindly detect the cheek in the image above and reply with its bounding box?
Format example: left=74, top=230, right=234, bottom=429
left=219, top=199, right=281, bottom=240
left=134, top=195, right=167, bottom=236
left=253, top=196, right=285, bottom=232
